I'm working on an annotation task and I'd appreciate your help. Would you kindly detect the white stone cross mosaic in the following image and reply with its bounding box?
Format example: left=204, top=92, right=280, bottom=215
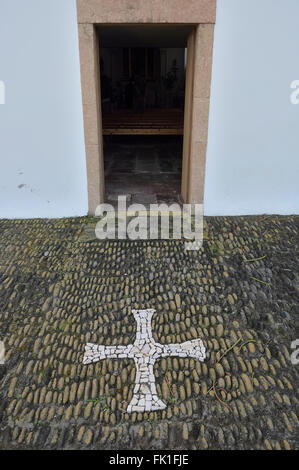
left=83, top=309, right=206, bottom=412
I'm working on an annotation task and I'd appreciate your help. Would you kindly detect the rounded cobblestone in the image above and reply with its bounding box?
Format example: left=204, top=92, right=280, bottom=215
left=0, top=216, right=297, bottom=450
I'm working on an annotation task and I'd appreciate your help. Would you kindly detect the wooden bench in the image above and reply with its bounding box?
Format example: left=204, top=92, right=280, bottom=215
left=102, top=108, right=184, bottom=135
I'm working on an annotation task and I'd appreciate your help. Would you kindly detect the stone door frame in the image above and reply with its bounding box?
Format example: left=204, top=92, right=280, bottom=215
left=77, top=0, right=216, bottom=214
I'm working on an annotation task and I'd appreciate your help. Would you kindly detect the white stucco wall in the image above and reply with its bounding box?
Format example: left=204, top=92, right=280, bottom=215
left=204, top=0, right=299, bottom=215
left=0, top=0, right=298, bottom=218
left=0, top=0, right=87, bottom=218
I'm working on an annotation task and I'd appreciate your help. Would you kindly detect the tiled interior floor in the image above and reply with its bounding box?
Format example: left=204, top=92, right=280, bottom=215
left=104, top=136, right=183, bottom=206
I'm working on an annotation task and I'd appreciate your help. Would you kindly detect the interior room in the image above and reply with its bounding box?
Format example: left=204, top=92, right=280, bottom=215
left=98, top=25, right=193, bottom=206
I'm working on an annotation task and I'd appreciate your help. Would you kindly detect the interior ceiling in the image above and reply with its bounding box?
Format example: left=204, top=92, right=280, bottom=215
left=97, top=25, right=194, bottom=48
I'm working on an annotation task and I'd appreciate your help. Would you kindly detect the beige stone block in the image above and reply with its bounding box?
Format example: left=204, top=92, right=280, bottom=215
left=193, top=24, right=215, bottom=99
left=191, top=98, right=211, bottom=144
left=82, top=102, right=101, bottom=146
left=189, top=141, right=207, bottom=204
left=78, top=24, right=99, bottom=105
left=181, top=31, right=195, bottom=202
left=85, top=145, right=105, bottom=213
left=76, top=0, right=216, bottom=24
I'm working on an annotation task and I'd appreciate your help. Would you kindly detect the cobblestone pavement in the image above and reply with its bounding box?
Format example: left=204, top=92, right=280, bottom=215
left=0, top=216, right=298, bottom=450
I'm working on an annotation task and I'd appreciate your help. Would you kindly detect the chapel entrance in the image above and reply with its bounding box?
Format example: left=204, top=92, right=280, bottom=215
left=98, top=25, right=191, bottom=206
left=77, top=0, right=216, bottom=214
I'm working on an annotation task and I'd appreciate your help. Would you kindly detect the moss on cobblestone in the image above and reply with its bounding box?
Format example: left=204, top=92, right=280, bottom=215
left=0, top=215, right=298, bottom=449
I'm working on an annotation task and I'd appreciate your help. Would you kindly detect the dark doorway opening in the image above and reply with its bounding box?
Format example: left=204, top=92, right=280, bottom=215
left=98, top=25, right=192, bottom=205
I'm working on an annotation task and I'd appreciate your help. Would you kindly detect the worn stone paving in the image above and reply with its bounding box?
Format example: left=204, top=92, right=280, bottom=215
left=0, top=216, right=298, bottom=450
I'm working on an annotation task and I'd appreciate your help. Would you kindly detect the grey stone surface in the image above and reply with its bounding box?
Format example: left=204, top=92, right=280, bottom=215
left=0, top=215, right=298, bottom=450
